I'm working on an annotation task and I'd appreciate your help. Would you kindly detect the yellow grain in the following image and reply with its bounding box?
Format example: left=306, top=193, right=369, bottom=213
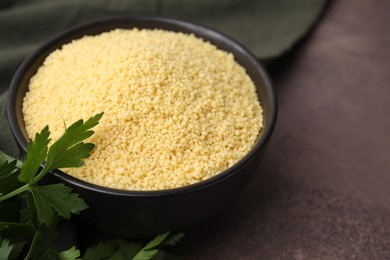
left=23, top=28, right=263, bottom=190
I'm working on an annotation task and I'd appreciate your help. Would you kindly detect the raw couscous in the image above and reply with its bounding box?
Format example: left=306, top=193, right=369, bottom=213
left=22, top=28, right=263, bottom=190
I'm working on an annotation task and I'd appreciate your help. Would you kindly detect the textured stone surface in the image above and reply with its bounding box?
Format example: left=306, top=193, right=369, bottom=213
left=179, top=0, right=390, bottom=258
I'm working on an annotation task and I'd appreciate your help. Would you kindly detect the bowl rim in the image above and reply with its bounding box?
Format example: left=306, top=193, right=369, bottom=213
left=7, top=15, right=277, bottom=197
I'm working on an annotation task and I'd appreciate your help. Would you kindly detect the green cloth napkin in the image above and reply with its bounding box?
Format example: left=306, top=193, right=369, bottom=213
left=0, top=0, right=326, bottom=157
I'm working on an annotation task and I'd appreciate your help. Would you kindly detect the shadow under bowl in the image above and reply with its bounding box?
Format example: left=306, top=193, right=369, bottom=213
left=7, top=16, right=277, bottom=238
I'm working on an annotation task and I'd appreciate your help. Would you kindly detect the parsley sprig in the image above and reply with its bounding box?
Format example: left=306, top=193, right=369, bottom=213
left=83, top=231, right=184, bottom=260
left=0, top=112, right=103, bottom=202
left=0, top=113, right=183, bottom=259
left=0, top=113, right=102, bottom=259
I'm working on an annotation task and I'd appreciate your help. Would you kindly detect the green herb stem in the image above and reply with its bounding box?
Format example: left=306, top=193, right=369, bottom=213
left=0, top=165, right=56, bottom=202
left=0, top=165, right=51, bottom=203
left=0, top=183, right=29, bottom=202
left=31, top=167, right=50, bottom=186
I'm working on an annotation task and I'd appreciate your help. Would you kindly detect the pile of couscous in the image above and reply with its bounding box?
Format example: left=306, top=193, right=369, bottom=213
left=22, top=28, right=263, bottom=190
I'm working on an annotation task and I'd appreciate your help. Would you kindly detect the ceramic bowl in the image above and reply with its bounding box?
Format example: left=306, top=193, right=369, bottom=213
left=7, top=16, right=277, bottom=238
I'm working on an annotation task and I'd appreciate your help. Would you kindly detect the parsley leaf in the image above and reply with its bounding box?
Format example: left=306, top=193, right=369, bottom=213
left=18, top=126, right=50, bottom=184
left=58, top=246, right=81, bottom=260
left=51, top=142, right=95, bottom=169
left=0, top=222, right=35, bottom=242
left=0, top=160, right=18, bottom=180
left=132, top=231, right=170, bottom=260
left=132, top=249, right=159, bottom=260
left=142, top=232, right=170, bottom=251
left=25, top=192, right=39, bottom=228
left=83, top=240, right=142, bottom=260
left=0, top=160, right=21, bottom=196
left=0, top=113, right=104, bottom=203
left=0, top=151, right=23, bottom=169
left=45, top=113, right=103, bottom=171
left=30, top=184, right=88, bottom=226
left=8, top=242, right=26, bottom=260
left=29, top=187, right=54, bottom=226
left=0, top=161, right=22, bottom=197
left=161, top=233, right=185, bottom=247
left=83, top=240, right=118, bottom=260
left=82, top=233, right=182, bottom=260
left=0, top=236, right=13, bottom=260
left=24, top=224, right=58, bottom=260
left=110, top=240, right=144, bottom=260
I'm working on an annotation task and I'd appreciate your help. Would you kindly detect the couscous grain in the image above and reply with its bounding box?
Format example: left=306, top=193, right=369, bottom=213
left=22, top=29, right=263, bottom=190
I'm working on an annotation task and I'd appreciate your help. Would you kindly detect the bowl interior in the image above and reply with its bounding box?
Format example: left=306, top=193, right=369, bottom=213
left=8, top=16, right=277, bottom=195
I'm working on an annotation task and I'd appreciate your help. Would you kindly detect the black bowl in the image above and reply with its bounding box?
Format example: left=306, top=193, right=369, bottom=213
left=7, top=16, right=277, bottom=238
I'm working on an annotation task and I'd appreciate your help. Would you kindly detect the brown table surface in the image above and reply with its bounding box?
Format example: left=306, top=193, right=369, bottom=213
left=178, top=0, right=390, bottom=259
